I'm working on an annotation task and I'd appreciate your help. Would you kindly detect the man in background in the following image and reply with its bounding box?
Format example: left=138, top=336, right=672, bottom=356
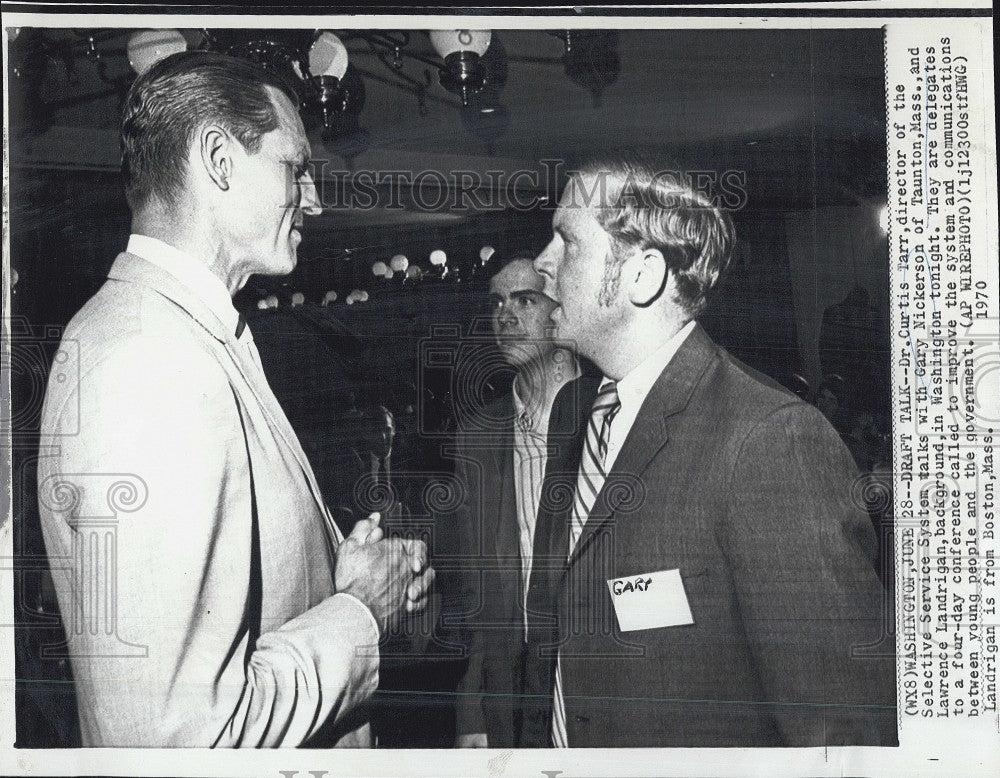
left=37, top=51, right=432, bottom=747
left=453, top=256, right=579, bottom=747
left=522, top=154, right=897, bottom=747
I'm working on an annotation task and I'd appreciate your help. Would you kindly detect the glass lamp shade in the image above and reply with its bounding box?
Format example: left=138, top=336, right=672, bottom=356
left=127, top=29, right=188, bottom=75
left=309, top=32, right=349, bottom=79
left=429, top=30, right=491, bottom=59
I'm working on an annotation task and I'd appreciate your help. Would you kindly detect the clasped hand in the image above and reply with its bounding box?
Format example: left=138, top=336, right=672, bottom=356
left=334, top=514, right=434, bottom=636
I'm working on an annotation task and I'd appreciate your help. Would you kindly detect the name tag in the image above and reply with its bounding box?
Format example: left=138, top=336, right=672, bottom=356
left=606, top=569, right=695, bottom=632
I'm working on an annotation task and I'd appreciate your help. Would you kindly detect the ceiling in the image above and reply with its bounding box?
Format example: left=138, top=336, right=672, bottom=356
left=8, top=26, right=887, bottom=220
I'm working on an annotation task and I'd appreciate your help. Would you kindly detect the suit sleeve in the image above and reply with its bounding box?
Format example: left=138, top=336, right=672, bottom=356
left=720, top=402, right=897, bottom=746
left=38, top=336, right=378, bottom=747
left=451, top=436, right=488, bottom=738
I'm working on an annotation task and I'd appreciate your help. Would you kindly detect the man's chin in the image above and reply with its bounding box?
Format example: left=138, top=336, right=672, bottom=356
left=504, top=345, right=558, bottom=371
left=498, top=343, right=521, bottom=360
left=550, top=322, right=571, bottom=347
left=499, top=344, right=533, bottom=366
left=276, top=249, right=298, bottom=275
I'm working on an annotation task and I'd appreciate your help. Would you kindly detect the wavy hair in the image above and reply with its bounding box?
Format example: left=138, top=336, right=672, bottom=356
left=121, top=50, right=299, bottom=212
left=570, top=153, right=736, bottom=316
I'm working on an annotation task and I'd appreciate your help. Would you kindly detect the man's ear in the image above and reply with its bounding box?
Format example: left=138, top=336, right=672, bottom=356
left=626, top=248, right=669, bottom=308
left=200, top=125, right=232, bottom=192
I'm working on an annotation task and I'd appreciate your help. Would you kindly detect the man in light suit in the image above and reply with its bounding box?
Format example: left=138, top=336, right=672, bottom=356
left=36, top=51, right=432, bottom=747
left=453, top=257, right=579, bottom=748
left=522, top=155, right=897, bottom=747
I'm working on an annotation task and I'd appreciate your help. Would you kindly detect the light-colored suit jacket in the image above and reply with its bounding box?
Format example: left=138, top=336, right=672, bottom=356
left=37, top=252, right=379, bottom=747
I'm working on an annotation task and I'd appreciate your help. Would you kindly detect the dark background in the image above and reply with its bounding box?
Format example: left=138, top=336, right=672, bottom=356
left=8, top=26, right=891, bottom=747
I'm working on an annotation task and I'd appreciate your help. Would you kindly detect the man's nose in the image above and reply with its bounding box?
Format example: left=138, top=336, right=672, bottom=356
left=299, top=171, right=322, bottom=217
left=533, top=242, right=559, bottom=298
left=496, top=304, right=517, bottom=327
left=533, top=242, right=555, bottom=280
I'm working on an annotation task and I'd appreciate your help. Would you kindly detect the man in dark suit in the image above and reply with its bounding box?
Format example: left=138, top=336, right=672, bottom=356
left=453, top=257, right=579, bottom=747
left=522, top=155, right=897, bottom=747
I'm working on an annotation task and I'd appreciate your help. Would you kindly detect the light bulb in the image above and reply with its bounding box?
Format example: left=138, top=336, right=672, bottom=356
left=390, top=254, right=409, bottom=272
left=372, top=261, right=388, bottom=277
left=127, top=29, right=187, bottom=75
left=429, top=30, right=491, bottom=59
left=322, top=290, right=337, bottom=305
left=429, top=249, right=447, bottom=266
left=309, top=32, right=349, bottom=79
left=479, top=245, right=495, bottom=263
left=291, top=292, right=305, bottom=307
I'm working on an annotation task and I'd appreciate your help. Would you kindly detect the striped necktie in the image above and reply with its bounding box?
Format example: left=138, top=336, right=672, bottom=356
left=553, top=380, right=620, bottom=747
left=568, top=381, right=621, bottom=556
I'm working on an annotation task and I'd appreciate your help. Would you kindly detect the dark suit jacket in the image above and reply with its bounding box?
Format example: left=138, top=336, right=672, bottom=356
left=524, top=324, right=897, bottom=747
left=452, top=394, right=524, bottom=746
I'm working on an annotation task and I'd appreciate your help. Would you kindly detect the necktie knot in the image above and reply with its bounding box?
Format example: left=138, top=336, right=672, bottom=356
left=592, top=381, right=620, bottom=424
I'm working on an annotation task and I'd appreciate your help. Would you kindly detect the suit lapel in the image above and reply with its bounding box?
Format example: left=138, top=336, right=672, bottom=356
left=496, top=439, right=524, bottom=616
left=533, top=375, right=601, bottom=574
left=108, top=252, right=340, bottom=543
left=566, top=325, right=719, bottom=568
left=108, top=252, right=231, bottom=342
left=231, top=338, right=343, bottom=541
left=525, top=374, right=600, bottom=653
left=488, top=397, right=520, bottom=568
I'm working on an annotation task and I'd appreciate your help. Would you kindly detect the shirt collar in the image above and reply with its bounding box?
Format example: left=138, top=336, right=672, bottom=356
left=512, top=353, right=581, bottom=433
left=126, top=234, right=242, bottom=339
left=612, top=319, right=697, bottom=409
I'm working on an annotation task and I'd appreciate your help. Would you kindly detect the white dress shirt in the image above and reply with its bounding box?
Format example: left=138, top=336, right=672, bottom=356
left=603, top=319, right=696, bottom=472
left=127, top=234, right=238, bottom=331
left=128, top=234, right=265, bottom=368
left=511, top=354, right=580, bottom=638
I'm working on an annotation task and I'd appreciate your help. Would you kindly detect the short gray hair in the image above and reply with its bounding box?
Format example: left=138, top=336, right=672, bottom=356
left=121, top=50, right=299, bottom=212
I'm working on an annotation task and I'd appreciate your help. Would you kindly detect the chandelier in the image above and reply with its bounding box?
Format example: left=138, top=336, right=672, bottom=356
left=8, top=27, right=620, bottom=152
